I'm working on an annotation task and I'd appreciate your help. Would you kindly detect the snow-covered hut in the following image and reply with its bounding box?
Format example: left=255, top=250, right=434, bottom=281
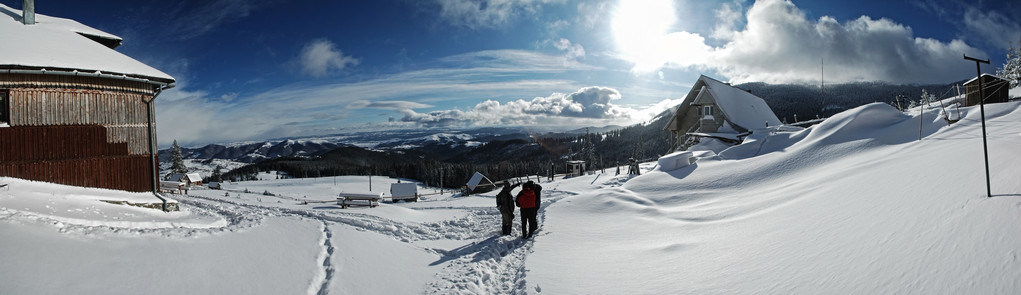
left=166, top=173, right=203, bottom=187
left=566, top=160, right=585, bottom=177
left=0, top=3, right=175, bottom=194
left=663, top=75, right=782, bottom=151
left=962, top=74, right=1010, bottom=106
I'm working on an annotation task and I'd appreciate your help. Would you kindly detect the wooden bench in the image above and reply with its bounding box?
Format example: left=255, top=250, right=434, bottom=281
left=337, top=192, right=382, bottom=209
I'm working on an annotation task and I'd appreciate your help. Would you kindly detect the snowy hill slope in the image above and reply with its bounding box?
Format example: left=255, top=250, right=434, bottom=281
left=530, top=101, right=1021, bottom=294
left=1, top=100, right=1019, bottom=294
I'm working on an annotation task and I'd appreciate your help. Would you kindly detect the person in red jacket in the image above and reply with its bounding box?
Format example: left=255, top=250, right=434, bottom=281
left=515, top=180, right=541, bottom=239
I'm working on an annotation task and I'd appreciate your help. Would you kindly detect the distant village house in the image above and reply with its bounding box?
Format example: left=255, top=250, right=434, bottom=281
left=165, top=173, right=203, bottom=187
left=0, top=3, right=175, bottom=195
left=663, top=75, right=782, bottom=151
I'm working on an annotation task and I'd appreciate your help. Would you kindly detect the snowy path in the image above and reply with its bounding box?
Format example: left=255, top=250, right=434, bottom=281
left=171, top=183, right=570, bottom=294
left=424, top=196, right=563, bottom=294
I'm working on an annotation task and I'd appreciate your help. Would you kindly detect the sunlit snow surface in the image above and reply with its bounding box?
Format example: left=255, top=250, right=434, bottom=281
left=2, top=100, right=1021, bottom=294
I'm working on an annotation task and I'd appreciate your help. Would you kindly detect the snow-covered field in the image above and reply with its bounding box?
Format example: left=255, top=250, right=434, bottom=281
left=2, top=99, right=1021, bottom=294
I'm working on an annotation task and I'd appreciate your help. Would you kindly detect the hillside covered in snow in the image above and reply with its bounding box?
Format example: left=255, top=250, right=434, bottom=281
left=2, top=98, right=1020, bottom=294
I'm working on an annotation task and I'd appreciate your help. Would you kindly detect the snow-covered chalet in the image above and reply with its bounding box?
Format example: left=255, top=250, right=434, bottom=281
left=0, top=3, right=176, bottom=200
left=663, top=75, right=782, bottom=151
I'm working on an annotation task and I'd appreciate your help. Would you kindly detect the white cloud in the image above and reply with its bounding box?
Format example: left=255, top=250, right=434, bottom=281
left=430, top=0, right=563, bottom=29
left=299, top=39, right=359, bottom=77
left=163, top=0, right=264, bottom=40
left=575, top=1, right=611, bottom=30
left=553, top=38, right=586, bottom=60
left=711, top=1, right=744, bottom=41
left=155, top=87, right=282, bottom=147
left=220, top=92, right=238, bottom=102
left=710, top=0, right=984, bottom=84
left=963, top=8, right=1021, bottom=51
left=397, top=86, right=658, bottom=128
left=619, top=0, right=985, bottom=84
left=347, top=100, right=434, bottom=110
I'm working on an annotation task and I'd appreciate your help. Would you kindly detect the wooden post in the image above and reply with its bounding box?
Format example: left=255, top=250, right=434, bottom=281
left=964, top=54, right=992, bottom=198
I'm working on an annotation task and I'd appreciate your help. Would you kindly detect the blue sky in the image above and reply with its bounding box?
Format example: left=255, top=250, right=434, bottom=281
left=9, top=0, right=1019, bottom=147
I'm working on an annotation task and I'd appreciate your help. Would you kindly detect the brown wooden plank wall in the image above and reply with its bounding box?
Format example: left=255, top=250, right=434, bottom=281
left=5, top=85, right=152, bottom=155
left=0, top=156, right=152, bottom=192
left=0, top=73, right=159, bottom=192
left=0, top=125, right=153, bottom=192
left=0, top=125, right=129, bottom=161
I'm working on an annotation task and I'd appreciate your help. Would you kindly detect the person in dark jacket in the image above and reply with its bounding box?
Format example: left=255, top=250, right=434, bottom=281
left=515, top=180, right=542, bottom=239
left=496, top=181, right=520, bottom=235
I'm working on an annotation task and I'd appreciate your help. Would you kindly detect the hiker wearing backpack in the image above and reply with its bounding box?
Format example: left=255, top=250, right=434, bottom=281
left=515, top=180, right=542, bottom=239
left=496, top=181, right=520, bottom=235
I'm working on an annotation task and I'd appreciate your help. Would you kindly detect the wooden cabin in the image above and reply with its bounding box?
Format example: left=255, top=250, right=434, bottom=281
left=963, top=74, right=1010, bottom=106
left=0, top=3, right=175, bottom=194
left=663, top=75, right=782, bottom=151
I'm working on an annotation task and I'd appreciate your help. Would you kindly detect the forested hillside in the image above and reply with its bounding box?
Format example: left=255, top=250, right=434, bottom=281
left=739, top=81, right=963, bottom=122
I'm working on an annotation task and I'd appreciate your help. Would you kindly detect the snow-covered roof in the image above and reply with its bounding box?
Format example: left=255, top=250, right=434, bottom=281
left=962, top=73, right=1007, bottom=85
left=691, top=75, right=782, bottom=130
left=0, top=4, right=174, bottom=85
left=167, top=173, right=202, bottom=183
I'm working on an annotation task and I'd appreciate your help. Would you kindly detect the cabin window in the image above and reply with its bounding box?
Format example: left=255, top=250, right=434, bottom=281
left=703, top=105, right=713, bottom=116
left=0, top=90, right=9, bottom=124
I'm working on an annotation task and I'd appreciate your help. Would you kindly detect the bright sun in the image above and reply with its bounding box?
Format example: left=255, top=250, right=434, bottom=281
left=611, top=0, right=679, bottom=71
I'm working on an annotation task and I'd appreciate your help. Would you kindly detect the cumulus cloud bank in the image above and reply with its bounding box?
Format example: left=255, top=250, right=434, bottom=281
left=398, top=86, right=640, bottom=127
left=638, top=0, right=984, bottom=84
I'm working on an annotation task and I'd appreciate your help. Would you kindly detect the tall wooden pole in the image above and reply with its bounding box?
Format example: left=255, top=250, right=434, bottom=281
left=963, top=54, right=992, bottom=198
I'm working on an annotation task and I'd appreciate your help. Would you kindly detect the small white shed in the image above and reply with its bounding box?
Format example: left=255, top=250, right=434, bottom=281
left=566, top=160, right=586, bottom=177
left=390, top=183, right=418, bottom=202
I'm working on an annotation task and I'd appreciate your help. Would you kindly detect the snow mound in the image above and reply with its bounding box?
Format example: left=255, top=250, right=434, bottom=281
left=803, top=102, right=912, bottom=145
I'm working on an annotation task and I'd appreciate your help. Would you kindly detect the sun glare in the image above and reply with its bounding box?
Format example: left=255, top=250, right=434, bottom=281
left=611, top=0, right=679, bottom=72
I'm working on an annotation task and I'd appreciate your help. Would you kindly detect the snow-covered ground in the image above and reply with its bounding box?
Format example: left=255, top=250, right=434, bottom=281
left=2, top=100, right=1021, bottom=294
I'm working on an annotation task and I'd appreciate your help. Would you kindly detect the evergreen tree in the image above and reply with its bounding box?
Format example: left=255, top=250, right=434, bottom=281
left=211, top=165, right=224, bottom=182
left=584, top=128, right=596, bottom=171
left=995, top=37, right=1020, bottom=89
left=170, top=140, right=188, bottom=174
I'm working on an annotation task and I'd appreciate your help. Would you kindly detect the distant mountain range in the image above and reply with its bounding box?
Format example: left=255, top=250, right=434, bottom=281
left=158, top=140, right=352, bottom=164
left=159, top=126, right=599, bottom=164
